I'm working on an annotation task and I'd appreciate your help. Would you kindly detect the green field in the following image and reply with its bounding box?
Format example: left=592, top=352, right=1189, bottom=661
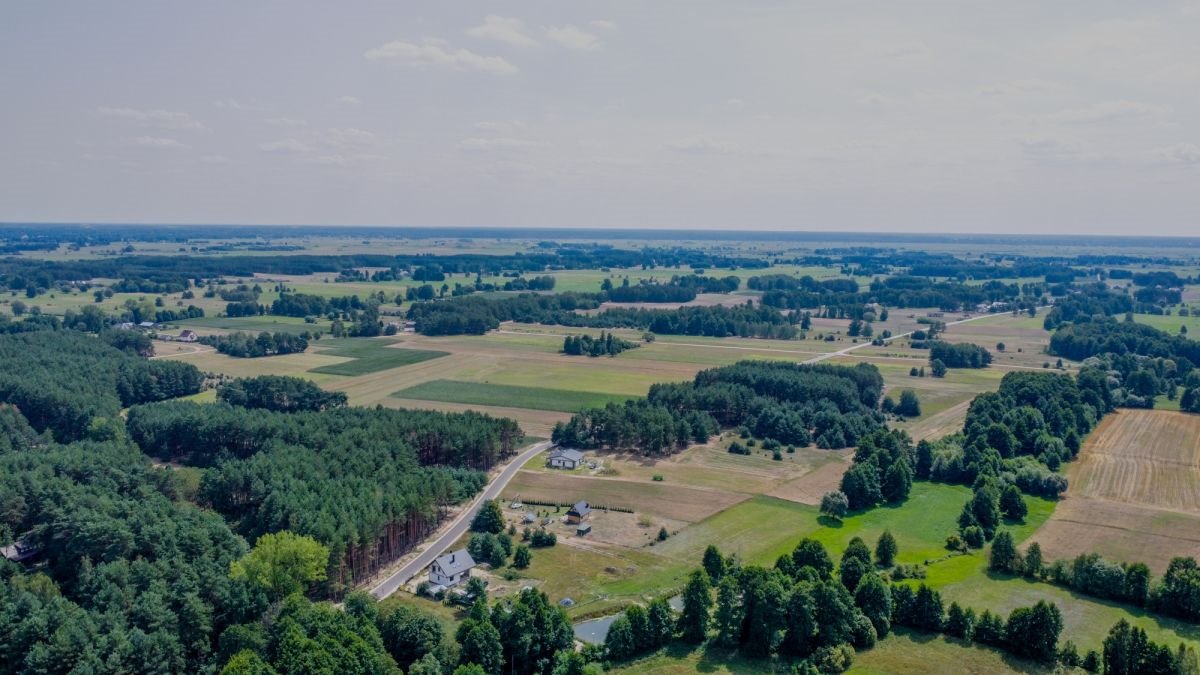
left=612, top=630, right=1052, bottom=674
left=392, top=380, right=636, bottom=413
left=308, top=339, right=448, bottom=375
left=178, top=314, right=332, bottom=333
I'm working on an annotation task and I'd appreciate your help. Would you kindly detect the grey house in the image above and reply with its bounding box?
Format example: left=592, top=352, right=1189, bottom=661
left=547, top=448, right=584, bottom=469
left=429, top=549, right=475, bottom=587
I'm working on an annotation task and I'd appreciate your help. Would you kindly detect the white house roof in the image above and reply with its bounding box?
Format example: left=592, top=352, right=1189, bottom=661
left=434, top=548, right=475, bottom=576
left=549, top=448, right=584, bottom=462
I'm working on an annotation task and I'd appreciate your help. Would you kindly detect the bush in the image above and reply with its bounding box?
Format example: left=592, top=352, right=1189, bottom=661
left=962, top=526, right=985, bottom=549
left=652, top=474, right=664, bottom=482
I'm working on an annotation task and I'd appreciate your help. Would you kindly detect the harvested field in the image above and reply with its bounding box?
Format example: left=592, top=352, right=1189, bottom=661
left=766, top=454, right=854, bottom=505
left=502, top=471, right=748, bottom=523
left=391, top=380, right=635, bottom=413
left=1070, top=409, right=1200, bottom=510
left=1026, top=409, right=1200, bottom=573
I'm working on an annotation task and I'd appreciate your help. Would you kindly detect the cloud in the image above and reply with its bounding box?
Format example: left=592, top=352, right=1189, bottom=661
left=590, top=19, right=617, bottom=31
left=1038, top=100, right=1171, bottom=124
left=457, top=137, right=549, bottom=151
left=199, top=154, right=232, bottom=164
left=99, top=107, right=203, bottom=131
left=545, top=25, right=603, bottom=51
left=1150, top=143, right=1200, bottom=164
left=322, top=127, right=375, bottom=147
left=365, top=38, right=517, bottom=74
left=473, top=120, right=524, bottom=133
left=665, top=135, right=744, bottom=155
left=467, top=15, right=538, bottom=47
left=126, top=136, right=189, bottom=150
left=213, top=98, right=260, bottom=111
left=976, top=79, right=1059, bottom=96
left=336, top=96, right=362, bottom=105
left=264, top=117, right=308, bottom=127
left=302, top=153, right=384, bottom=166
left=864, top=40, right=931, bottom=59
left=258, top=139, right=312, bottom=154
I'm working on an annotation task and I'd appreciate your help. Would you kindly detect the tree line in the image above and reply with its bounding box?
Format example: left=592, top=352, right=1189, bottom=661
left=199, top=331, right=313, bottom=358
left=553, top=361, right=885, bottom=454
left=562, top=331, right=638, bottom=357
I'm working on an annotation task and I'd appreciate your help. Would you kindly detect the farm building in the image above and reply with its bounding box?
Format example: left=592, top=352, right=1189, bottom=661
left=547, top=448, right=584, bottom=469
left=576, top=523, right=592, bottom=536
left=178, top=329, right=198, bottom=342
left=566, top=501, right=591, bottom=524
left=138, top=321, right=156, bottom=329
left=429, top=548, right=475, bottom=587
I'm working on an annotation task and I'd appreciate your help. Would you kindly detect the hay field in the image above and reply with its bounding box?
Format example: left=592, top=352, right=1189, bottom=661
left=1025, top=409, right=1200, bottom=572
left=502, top=471, right=748, bottom=524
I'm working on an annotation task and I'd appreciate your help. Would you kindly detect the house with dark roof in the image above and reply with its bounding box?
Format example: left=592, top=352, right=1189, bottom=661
left=547, top=448, right=584, bottom=470
left=1, top=537, right=40, bottom=563
left=178, top=329, right=198, bottom=342
left=429, top=548, right=475, bottom=587
left=566, top=501, right=591, bottom=524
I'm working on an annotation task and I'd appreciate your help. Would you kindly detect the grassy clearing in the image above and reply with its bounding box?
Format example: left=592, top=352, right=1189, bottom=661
left=391, top=380, right=635, bottom=413
left=1131, top=312, right=1200, bottom=336
left=503, top=471, right=747, bottom=524
left=611, top=630, right=1049, bottom=674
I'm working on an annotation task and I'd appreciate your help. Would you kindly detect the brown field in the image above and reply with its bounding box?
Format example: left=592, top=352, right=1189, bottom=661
left=502, top=470, right=749, bottom=524
left=766, top=454, right=855, bottom=505
left=1026, top=409, right=1200, bottom=572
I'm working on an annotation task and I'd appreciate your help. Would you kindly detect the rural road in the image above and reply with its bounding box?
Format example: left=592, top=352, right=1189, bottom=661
left=801, top=310, right=1031, bottom=365
left=369, top=439, right=554, bottom=600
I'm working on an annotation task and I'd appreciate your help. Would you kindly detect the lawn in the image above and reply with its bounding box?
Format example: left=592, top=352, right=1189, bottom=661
left=308, top=338, right=449, bottom=375
left=391, top=380, right=636, bottom=413
left=519, top=542, right=686, bottom=619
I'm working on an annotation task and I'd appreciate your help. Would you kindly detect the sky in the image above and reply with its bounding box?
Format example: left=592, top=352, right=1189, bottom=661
left=1, top=1, right=1198, bottom=235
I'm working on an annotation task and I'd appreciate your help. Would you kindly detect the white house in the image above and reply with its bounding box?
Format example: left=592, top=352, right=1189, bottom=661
left=429, top=548, right=475, bottom=587
left=178, top=329, right=198, bottom=343
left=547, top=448, right=584, bottom=470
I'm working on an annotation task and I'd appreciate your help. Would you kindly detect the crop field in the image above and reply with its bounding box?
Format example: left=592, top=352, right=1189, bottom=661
left=1025, top=409, right=1200, bottom=572
left=391, top=380, right=635, bottom=413
left=307, top=338, right=448, bottom=375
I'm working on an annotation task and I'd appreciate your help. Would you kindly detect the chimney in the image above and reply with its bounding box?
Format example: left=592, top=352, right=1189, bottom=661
left=450, top=553, right=455, bottom=563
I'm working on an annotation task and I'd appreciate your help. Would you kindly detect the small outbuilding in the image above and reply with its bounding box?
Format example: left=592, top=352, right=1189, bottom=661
left=1, top=537, right=40, bottom=563
left=429, top=548, right=475, bottom=587
left=547, top=448, right=584, bottom=470
left=576, top=523, right=592, bottom=537
left=566, top=501, right=591, bottom=524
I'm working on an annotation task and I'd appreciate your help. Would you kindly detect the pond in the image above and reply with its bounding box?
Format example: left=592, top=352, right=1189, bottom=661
left=572, top=596, right=682, bottom=644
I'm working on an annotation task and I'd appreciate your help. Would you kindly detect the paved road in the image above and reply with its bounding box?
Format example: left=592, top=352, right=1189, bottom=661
left=369, top=440, right=554, bottom=599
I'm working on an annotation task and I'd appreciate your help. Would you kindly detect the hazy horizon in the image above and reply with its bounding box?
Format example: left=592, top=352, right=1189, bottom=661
left=3, top=1, right=1198, bottom=235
